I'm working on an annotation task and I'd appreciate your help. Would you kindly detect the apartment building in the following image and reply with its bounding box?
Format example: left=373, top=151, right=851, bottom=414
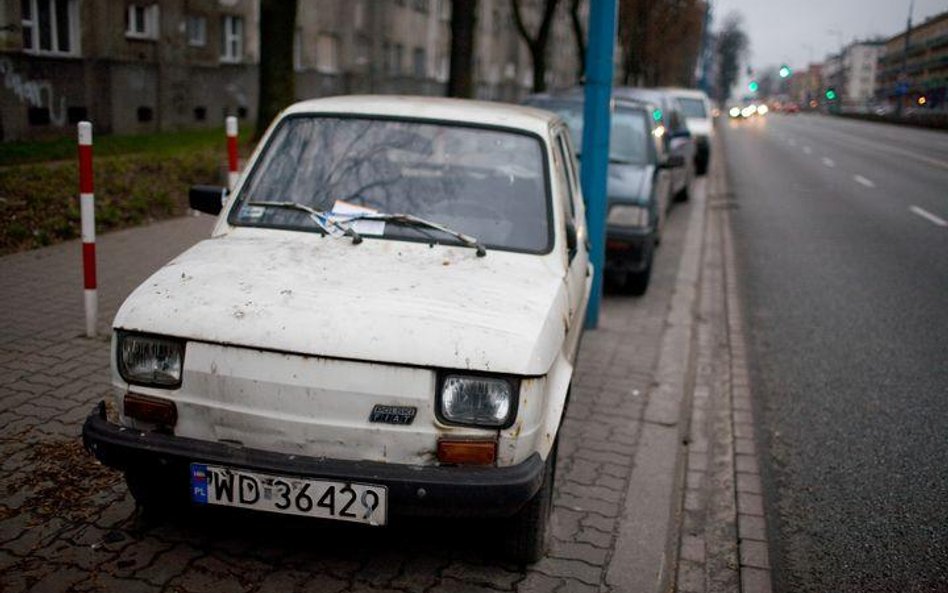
left=877, top=10, right=948, bottom=110
left=1, top=0, right=583, bottom=142
left=842, top=41, right=883, bottom=104
left=1, top=0, right=260, bottom=141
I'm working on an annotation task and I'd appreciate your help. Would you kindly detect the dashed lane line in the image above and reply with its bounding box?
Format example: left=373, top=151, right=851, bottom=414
left=802, top=146, right=812, bottom=155
left=822, top=157, right=836, bottom=168
left=910, top=206, right=948, bottom=228
left=853, top=175, right=875, bottom=188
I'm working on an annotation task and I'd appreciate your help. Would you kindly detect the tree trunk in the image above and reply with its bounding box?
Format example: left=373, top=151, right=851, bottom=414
left=256, top=0, right=298, bottom=138
left=570, top=0, right=586, bottom=81
left=511, top=0, right=561, bottom=94
left=447, top=0, right=478, bottom=98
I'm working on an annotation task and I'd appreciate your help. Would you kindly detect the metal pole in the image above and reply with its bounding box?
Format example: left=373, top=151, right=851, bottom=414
left=581, top=0, right=617, bottom=329
left=896, top=0, right=914, bottom=118
left=77, top=122, right=97, bottom=338
left=226, top=116, right=239, bottom=190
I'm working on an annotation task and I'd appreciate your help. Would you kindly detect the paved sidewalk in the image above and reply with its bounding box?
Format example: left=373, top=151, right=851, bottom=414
left=0, top=179, right=700, bottom=593
left=672, top=139, right=773, bottom=593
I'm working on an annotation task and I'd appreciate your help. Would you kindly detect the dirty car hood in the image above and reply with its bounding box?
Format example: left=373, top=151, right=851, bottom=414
left=114, top=232, right=569, bottom=375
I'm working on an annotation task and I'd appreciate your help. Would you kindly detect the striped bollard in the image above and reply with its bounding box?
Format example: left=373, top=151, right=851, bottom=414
left=226, top=116, right=239, bottom=190
left=78, top=121, right=97, bottom=337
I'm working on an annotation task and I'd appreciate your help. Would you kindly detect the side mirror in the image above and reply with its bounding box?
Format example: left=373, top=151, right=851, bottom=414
left=189, top=185, right=227, bottom=215
left=661, top=154, right=686, bottom=169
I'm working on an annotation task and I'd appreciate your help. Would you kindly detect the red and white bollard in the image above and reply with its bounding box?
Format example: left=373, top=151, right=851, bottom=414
left=226, top=116, right=239, bottom=190
left=77, top=121, right=97, bottom=338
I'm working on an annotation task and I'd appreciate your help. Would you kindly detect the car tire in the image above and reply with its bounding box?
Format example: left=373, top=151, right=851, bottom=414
left=676, top=183, right=690, bottom=202
left=125, top=468, right=185, bottom=517
left=696, top=158, right=709, bottom=176
left=503, top=441, right=557, bottom=564
left=622, top=257, right=652, bottom=296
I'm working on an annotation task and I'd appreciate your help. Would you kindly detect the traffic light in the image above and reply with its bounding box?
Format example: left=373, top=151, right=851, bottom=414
left=748, top=80, right=759, bottom=92
left=825, top=88, right=837, bottom=101
left=779, top=65, right=792, bottom=79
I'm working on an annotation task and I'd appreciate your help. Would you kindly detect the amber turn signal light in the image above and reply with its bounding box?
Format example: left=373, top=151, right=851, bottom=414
left=437, top=439, right=497, bottom=465
left=124, top=392, right=177, bottom=426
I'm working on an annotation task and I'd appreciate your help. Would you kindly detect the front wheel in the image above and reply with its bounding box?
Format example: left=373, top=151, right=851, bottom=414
left=503, top=442, right=558, bottom=564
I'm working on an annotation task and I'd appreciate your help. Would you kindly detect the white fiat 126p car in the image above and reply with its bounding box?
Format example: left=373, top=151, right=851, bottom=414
left=83, top=96, right=591, bottom=562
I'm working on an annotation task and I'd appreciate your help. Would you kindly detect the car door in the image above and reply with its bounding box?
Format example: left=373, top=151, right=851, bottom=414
left=649, top=118, right=673, bottom=234
left=552, top=127, right=589, bottom=359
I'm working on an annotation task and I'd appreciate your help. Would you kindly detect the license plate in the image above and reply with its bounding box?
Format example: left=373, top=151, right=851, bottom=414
left=189, top=463, right=387, bottom=526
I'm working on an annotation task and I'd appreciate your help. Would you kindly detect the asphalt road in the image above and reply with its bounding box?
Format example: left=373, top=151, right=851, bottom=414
left=721, top=113, right=948, bottom=592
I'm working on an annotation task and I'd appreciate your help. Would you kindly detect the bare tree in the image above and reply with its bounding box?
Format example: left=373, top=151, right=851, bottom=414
left=714, top=12, right=748, bottom=103
left=618, top=0, right=705, bottom=87
left=511, top=0, right=562, bottom=93
left=569, top=0, right=586, bottom=81
left=256, top=0, right=298, bottom=138
left=447, top=0, right=478, bottom=98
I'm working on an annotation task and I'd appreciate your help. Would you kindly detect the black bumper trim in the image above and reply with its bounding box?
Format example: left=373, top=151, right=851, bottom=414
left=82, top=403, right=544, bottom=518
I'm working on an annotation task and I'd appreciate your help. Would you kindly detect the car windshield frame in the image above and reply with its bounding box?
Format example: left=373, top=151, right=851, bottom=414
left=527, top=99, right=654, bottom=166
left=226, top=112, right=556, bottom=256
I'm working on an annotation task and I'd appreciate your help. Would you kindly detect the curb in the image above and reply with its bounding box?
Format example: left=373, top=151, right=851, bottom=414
left=605, top=169, right=709, bottom=592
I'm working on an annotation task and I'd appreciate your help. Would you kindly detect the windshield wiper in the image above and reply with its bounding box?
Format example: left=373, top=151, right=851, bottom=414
left=339, top=212, right=487, bottom=257
left=245, top=201, right=363, bottom=245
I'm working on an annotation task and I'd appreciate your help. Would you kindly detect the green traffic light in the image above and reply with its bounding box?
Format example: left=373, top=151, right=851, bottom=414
left=748, top=81, right=759, bottom=92
left=779, top=65, right=792, bottom=79
left=652, top=108, right=663, bottom=122
left=825, top=89, right=837, bottom=100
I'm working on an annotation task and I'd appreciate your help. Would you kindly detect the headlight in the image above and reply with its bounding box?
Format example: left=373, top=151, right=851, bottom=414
left=608, top=204, right=649, bottom=227
left=439, top=374, right=516, bottom=427
left=729, top=107, right=741, bottom=118
left=117, top=333, right=185, bottom=388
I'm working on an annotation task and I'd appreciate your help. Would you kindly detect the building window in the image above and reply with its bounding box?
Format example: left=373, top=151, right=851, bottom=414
left=316, top=34, right=339, bottom=74
left=414, top=0, right=429, bottom=12
left=186, top=15, right=206, bottom=47
left=393, top=43, right=403, bottom=75
left=293, top=29, right=303, bottom=71
left=220, top=15, right=244, bottom=63
left=126, top=4, right=159, bottom=40
left=413, top=47, right=426, bottom=78
left=354, top=0, right=365, bottom=30
left=21, top=0, right=79, bottom=56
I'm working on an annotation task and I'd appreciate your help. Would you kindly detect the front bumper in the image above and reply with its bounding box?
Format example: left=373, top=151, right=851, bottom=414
left=82, top=402, right=544, bottom=519
left=606, top=225, right=656, bottom=273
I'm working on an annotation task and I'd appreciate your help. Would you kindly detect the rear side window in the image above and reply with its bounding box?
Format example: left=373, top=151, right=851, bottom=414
left=678, top=98, right=708, bottom=118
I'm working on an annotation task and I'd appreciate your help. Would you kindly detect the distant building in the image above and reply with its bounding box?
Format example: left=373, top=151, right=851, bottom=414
left=842, top=42, right=883, bottom=106
left=877, top=10, right=948, bottom=111
left=0, top=0, right=583, bottom=142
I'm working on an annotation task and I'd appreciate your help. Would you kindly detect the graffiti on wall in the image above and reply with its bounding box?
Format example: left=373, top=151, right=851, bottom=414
left=0, top=58, right=67, bottom=126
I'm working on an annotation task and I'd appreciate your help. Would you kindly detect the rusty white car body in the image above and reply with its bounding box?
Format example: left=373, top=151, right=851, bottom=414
left=83, top=96, right=591, bottom=562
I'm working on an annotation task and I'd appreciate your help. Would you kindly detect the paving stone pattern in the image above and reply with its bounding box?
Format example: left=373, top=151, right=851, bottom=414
left=0, top=201, right=693, bottom=593
left=674, top=143, right=772, bottom=593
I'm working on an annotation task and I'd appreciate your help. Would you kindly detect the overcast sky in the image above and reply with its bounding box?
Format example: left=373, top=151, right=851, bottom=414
left=711, top=0, right=948, bottom=72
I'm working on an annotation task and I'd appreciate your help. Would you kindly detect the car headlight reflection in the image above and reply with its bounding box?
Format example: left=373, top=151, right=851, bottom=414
left=117, top=333, right=185, bottom=388
left=608, top=204, right=649, bottom=227
left=440, top=375, right=515, bottom=427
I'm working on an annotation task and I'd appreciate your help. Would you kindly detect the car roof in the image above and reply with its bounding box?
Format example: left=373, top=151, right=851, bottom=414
left=283, top=95, right=558, bottom=136
left=524, top=88, right=659, bottom=115
left=658, top=87, right=710, bottom=100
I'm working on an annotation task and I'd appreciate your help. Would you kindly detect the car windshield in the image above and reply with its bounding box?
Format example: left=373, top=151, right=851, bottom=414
left=678, top=97, right=707, bottom=118
left=231, top=116, right=551, bottom=253
left=539, top=102, right=649, bottom=165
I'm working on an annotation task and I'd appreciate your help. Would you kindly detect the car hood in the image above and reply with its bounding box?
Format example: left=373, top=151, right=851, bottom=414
left=607, top=163, right=654, bottom=206
left=113, top=231, right=569, bottom=376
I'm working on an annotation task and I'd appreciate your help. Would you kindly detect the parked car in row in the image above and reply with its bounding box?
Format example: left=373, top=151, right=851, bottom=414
left=82, top=96, right=592, bottom=563
left=663, top=88, right=714, bottom=175
left=524, top=88, right=685, bottom=295
left=613, top=87, right=697, bottom=201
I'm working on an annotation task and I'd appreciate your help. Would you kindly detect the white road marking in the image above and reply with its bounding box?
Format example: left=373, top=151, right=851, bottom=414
left=802, top=146, right=812, bottom=155
left=822, top=157, right=836, bottom=168
left=853, top=175, right=875, bottom=188
left=788, top=138, right=797, bottom=147
left=910, top=206, right=948, bottom=228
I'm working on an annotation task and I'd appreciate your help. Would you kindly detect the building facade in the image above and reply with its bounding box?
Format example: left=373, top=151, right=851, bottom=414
left=1, top=0, right=584, bottom=142
left=1, top=0, right=260, bottom=141
left=842, top=41, right=883, bottom=105
left=876, top=10, right=948, bottom=111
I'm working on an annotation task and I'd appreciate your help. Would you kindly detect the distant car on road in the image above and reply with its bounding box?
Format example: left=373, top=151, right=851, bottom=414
left=525, top=89, right=681, bottom=294
left=663, top=88, right=713, bottom=175
left=614, top=87, right=697, bottom=201
left=82, top=95, right=592, bottom=564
